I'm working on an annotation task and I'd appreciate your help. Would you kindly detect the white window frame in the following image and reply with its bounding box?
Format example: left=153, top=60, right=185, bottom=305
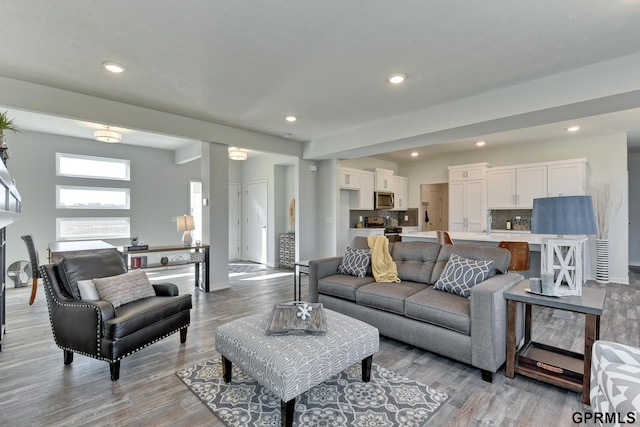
left=56, top=185, right=131, bottom=210
left=56, top=153, right=130, bottom=181
left=56, top=217, right=131, bottom=240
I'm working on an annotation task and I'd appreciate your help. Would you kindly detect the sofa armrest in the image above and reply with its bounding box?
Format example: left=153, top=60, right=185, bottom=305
left=470, top=272, right=524, bottom=373
left=50, top=298, right=116, bottom=354
left=153, top=283, right=180, bottom=296
left=308, top=257, right=342, bottom=303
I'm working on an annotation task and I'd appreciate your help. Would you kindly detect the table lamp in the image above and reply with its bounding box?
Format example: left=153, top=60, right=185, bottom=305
left=177, top=215, right=195, bottom=246
left=531, top=196, right=598, bottom=296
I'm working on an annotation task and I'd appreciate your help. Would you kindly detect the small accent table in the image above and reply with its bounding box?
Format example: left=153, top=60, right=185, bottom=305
left=121, top=244, right=210, bottom=292
left=293, top=260, right=309, bottom=301
left=504, top=279, right=606, bottom=405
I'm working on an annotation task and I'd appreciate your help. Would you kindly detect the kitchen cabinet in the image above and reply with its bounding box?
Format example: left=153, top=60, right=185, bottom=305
left=487, top=165, right=547, bottom=208
left=370, top=168, right=394, bottom=191
left=392, top=175, right=408, bottom=211
left=339, top=167, right=361, bottom=190
left=448, top=163, right=488, bottom=232
left=448, top=162, right=489, bottom=182
left=547, top=159, right=586, bottom=196
left=357, top=171, right=374, bottom=210
left=449, top=179, right=486, bottom=232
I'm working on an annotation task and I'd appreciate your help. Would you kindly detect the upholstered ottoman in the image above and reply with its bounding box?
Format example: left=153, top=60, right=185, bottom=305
left=215, top=308, right=379, bottom=427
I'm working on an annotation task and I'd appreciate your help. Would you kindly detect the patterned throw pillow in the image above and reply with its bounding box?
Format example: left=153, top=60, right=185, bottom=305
left=337, top=247, right=371, bottom=278
left=434, top=254, right=494, bottom=298
left=93, top=269, right=156, bottom=308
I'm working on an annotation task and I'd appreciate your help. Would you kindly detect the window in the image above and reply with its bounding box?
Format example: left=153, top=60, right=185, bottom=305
left=56, top=185, right=130, bottom=209
left=56, top=217, right=131, bottom=240
left=56, top=153, right=130, bottom=181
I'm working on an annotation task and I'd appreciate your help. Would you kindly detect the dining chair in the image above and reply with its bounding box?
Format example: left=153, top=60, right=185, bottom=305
left=21, top=235, right=41, bottom=305
left=437, top=231, right=454, bottom=245
left=498, top=241, right=530, bottom=272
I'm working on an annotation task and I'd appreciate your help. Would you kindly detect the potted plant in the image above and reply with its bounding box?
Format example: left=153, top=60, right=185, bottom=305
left=0, top=111, right=20, bottom=163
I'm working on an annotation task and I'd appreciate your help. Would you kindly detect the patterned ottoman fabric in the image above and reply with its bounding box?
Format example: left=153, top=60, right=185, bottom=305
left=215, top=308, right=379, bottom=403
left=591, top=341, right=640, bottom=425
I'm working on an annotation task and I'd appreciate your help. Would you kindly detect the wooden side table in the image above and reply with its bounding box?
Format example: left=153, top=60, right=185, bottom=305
left=504, top=279, right=606, bottom=405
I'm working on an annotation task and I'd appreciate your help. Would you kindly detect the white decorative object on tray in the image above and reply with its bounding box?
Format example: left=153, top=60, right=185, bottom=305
left=266, top=302, right=327, bottom=335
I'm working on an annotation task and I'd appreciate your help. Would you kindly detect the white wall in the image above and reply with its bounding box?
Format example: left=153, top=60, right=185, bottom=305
left=5, top=130, right=200, bottom=286
left=399, top=133, right=629, bottom=284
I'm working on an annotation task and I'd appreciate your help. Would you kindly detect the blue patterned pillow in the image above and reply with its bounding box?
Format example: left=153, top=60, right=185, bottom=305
left=434, top=254, right=494, bottom=298
left=337, top=247, right=371, bottom=278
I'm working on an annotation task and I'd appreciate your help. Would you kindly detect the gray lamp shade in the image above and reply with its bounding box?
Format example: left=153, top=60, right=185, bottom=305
left=531, top=196, right=598, bottom=235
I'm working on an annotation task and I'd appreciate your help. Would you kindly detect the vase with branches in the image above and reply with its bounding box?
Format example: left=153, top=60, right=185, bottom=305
left=0, top=111, right=20, bottom=163
left=590, top=181, right=621, bottom=283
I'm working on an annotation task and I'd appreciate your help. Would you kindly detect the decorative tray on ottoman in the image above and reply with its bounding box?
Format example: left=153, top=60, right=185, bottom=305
left=266, top=302, right=327, bottom=336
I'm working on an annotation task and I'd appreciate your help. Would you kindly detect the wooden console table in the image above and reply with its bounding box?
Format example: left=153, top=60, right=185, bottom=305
left=504, top=279, right=606, bottom=405
left=120, top=244, right=210, bottom=292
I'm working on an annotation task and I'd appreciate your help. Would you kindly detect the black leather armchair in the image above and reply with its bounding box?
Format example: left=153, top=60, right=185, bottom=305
left=40, top=250, right=192, bottom=381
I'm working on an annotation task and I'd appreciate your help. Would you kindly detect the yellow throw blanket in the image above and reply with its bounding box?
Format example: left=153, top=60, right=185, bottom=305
left=367, top=235, right=401, bottom=283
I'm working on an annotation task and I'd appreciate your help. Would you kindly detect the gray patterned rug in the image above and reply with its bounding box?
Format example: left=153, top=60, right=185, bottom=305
left=177, top=358, right=448, bottom=426
left=228, top=263, right=267, bottom=274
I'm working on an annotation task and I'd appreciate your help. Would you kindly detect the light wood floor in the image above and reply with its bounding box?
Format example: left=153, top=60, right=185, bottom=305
left=1, top=265, right=638, bottom=426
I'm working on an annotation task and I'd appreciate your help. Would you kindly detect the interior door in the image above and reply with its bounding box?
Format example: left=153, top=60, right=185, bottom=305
left=421, top=184, right=444, bottom=232
left=246, top=181, right=268, bottom=264
left=228, top=182, right=241, bottom=260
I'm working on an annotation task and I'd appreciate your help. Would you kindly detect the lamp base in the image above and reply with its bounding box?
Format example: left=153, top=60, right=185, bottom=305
left=540, top=237, right=587, bottom=296
left=182, top=231, right=193, bottom=246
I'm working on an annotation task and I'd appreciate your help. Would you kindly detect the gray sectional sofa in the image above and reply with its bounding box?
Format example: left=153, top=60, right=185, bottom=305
left=308, top=237, right=524, bottom=382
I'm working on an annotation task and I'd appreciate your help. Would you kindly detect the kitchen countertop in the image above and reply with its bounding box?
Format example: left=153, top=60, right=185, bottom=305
left=400, top=231, right=588, bottom=250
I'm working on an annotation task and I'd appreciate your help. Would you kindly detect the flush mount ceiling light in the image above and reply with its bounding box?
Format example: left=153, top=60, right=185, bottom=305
left=94, top=128, right=122, bottom=143
left=228, top=147, right=248, bottom=161
left=476, top=141, right=486, bottom=146
left=285, top=116, right=297, bottom=122
left=567, top=126, right=580, bottom=132
left=388, top=74, right=406, bottom=84
left=102, top=62, right=125, bottom=73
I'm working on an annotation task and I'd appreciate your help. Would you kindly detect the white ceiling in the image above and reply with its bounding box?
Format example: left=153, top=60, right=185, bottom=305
left=1, top=1, right=640, bottom=159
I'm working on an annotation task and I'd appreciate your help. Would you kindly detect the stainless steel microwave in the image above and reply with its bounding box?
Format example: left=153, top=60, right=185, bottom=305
left=374, top=191, right=395, bottom=209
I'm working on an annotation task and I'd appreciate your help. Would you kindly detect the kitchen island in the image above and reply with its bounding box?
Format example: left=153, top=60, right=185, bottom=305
left=400, top=231, right=591, bottom=279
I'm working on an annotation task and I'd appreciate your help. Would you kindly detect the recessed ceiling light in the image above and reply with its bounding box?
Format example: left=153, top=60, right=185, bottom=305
left=567, top=126, right=580, bottom=132
left=410, top=152, right=419, bottom=157
left=102, top=62, right=125, bottom=73
left=283, top=133, right=292, bottom=138
left=286, top=116, right=297, bottom=122
left=476, top=141, right=486, bottom=146
left=388, top=74, right=406, bottom=84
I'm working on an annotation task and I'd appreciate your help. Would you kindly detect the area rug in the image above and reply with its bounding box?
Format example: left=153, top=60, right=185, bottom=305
left=228, top=262, right=267, bottom=274
left=177, top=358, right=448, bottom=426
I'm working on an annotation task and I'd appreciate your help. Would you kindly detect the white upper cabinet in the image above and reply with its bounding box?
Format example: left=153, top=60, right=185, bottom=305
left=448, top=162, right=490, bottom=182
left=487, top=165, right=547, bottom=208
left=547, top=160, right=586, bottom=196
left=339, top=167, right=361, bottom=190
left=368, top=168, right=394, bottom=191
left=357, top=171, right=375, bottom=210
left=391, top=175, right=409, bottom=211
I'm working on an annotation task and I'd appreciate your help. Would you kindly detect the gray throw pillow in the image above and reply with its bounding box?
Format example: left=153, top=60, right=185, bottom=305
left=337, top=247, right=371, bottom=278
left=93, top=269, right=156, bottom=308
left=434, top=254, right=494, bottom=298
left=77, top=279, right=100, bottom=300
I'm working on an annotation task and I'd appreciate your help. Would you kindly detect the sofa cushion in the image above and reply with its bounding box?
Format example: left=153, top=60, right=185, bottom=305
left=434, top=254, right=494, bottom=298
left=337, top=246, right=371, bottom=278
left=104, top=294, right=193, bottom=340
left=318, top=274, right=375, bottom=301
left=391, top=241, right=442, bottom=284
left=431, top=244, right=508, bottom=283
left=93, top=269, right=157, bottom=308
left=356, top=281, right=427, bottom=315
left=404, top=286, right=471, bottom=335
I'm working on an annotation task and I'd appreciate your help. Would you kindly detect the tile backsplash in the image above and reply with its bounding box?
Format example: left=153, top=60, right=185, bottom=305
left=349, top=208, right=418, bottom=228
left=490, top=209, right=532, bottom=231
